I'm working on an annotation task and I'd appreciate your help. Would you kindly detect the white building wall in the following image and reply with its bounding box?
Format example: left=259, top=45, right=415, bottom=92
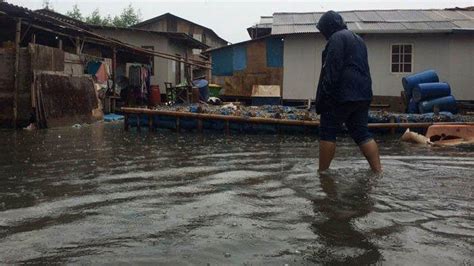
left=448, top=33, right=474, bottom=100
left=283, top=33, right=474, bottom=100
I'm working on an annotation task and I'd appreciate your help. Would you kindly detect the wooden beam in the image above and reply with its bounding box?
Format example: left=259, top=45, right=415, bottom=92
left=13, top=18, right=21, bottom=129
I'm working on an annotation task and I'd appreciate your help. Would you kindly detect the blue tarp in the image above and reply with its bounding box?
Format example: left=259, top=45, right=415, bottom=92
left=211, top=48, right=233, bottom=76
left=266, top=37, right=284, bottom=67
left=232, top=45, right=247, bottom=71
left=104, top=113, right=124, bottom=122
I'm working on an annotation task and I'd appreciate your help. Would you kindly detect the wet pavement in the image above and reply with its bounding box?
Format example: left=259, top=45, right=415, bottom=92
left=0, top=123, right=472, bottom=264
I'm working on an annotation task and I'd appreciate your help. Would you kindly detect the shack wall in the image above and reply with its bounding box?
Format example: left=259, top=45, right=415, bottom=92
left=0, top=48, right=31, bottom=127
left=0, top=49, right=15, bottom=127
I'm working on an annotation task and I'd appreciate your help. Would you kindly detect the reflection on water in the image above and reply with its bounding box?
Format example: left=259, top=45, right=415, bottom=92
left=0, top=123, right=472, bottom=264
left=311, top=172, right=380, bottom=264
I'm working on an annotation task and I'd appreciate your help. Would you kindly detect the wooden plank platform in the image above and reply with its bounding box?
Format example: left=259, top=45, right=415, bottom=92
left=121, top=107, right=474, bottom=134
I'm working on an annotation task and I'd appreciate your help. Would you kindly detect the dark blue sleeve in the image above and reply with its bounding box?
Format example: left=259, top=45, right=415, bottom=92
left=321, top=34, right=345, bottom=97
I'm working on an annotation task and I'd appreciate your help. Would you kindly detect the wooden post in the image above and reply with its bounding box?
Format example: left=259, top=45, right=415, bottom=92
left=58, top=39, right=63, bottom=50
left=225, top=120, right=230, bottom=135
left=148, top=114, right=153, bottom=131
left=197, top=119, right=203, bottom=133
left=13, top=18, right=21, bottom=129
left=206, top=57, right=212, bottom=81
left=389, top=117, right=396, bottom=135
left=75, top=37, right=81, bottom=54
left=124, top=114, right=129, bottom=131
left=112, top=47, right=117, bottom=95
left=136, top=114, right=141, bottom=132
left=31, top=34, right=36, bottom=44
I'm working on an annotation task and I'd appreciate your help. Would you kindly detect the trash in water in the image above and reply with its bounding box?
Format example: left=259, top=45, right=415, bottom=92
left=400, top=129, right=432, bottom=145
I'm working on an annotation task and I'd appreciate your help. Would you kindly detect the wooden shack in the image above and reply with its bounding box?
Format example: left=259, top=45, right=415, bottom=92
left=207, top=36, right=284, bottom=100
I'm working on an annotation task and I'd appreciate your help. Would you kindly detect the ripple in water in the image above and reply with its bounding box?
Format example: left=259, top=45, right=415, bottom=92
left=0, top=124, right=472, bottom=264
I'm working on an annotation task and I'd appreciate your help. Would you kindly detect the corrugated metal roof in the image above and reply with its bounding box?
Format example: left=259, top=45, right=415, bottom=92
left=453, top=20, right=474, bottom=29
left=435, top=10, right=471, bottom=20
left=458, top=11, right=474, bottom=19
left=293, top=24, right=318, bottom=33
left=273, top=13, right=294, bottom=25
left=419, top=11, right=450, bottom=21
left=340, top=12, right=359, bottom=22
left=354, top=11, right=384, bottom=22
left=272, top=25, right=295, bottom=35
left=402, top=22, right=432, bottom=30
left=346, top=22, right=359, bottom=31
left=292, top=13, right=315, bottom=24
left=271, top=8, right=474, bottom=35
left=260, top=16, right=273, bottom=24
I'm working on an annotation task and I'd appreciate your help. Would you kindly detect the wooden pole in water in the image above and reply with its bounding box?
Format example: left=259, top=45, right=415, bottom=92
left=13, top=18, right=21, bottom=129
left=389, top=117, right=396, bottom=135
left=124, top=113, right=129, bottom=131
left=136, top=114, right=141, bottom=132
left=148, top=114, right=153, bottom=131
left=112, top=47, right=117, bottom=95
left=225, top=120, right=230, bottom=135
left=197, top=119, right=203, bottom=133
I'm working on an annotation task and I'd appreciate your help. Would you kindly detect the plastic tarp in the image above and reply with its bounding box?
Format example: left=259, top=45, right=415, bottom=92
left=232, top=45, right=247, bottom=71
left=211, top=48, right=233, bottom=76
left=266, top=37, right=284, bottom=68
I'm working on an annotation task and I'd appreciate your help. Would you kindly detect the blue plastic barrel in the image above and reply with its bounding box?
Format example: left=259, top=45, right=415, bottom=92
left=407, top=98, right=418, bottom=113
left=418, top=95, right=458, bottom=114
left=402, top=70, right=439, bottom=99
left=412, top=82, right=451, bottom=102
left=193, top=79, right=209, bottom=101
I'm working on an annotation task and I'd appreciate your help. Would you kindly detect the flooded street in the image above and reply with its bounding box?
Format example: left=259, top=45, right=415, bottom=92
left=0, top=123, right=472, bottom=264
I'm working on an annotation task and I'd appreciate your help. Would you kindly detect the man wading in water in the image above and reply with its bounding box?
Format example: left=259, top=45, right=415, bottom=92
left=315, top=11, right=382, bottom=173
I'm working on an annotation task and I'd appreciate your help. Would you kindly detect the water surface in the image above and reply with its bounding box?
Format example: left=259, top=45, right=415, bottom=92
left=0, top=123, right=472, bottom=264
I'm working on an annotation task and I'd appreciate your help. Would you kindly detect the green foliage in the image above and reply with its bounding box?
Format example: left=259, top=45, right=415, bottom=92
left=65, top=4, right=83, bottom=21
left=64, top=3, right=141, bottom=27
left=85, top=8, right=111, bottom=26
left=112, top=4, right=141, bottom=27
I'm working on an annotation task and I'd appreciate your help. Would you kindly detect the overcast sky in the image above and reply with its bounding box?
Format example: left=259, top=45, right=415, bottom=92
left=7, top=0, right=473, bottom=43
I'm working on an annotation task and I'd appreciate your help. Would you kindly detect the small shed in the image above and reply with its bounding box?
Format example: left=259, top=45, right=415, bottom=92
left=206, top=36, right=284, bottom=99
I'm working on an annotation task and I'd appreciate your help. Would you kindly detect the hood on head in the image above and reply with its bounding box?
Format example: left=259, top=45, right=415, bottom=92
left=316, top=11, right=347, bottom=40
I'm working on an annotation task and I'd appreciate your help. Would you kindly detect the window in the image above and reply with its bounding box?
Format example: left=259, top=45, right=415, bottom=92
left=391, top=44, right=413, bottom=73
left=141, top=46, right=154, bottom=76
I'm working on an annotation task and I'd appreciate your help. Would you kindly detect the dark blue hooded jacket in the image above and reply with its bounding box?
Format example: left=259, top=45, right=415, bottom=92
left=315, top=11, right=372, bottom=114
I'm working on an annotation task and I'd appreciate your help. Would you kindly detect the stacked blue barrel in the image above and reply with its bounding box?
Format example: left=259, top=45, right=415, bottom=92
left=402, top=70, right=457, bottom=114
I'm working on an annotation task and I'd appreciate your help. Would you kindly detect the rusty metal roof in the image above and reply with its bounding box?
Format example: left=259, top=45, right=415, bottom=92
left=271, top=8, right=474, bottom=35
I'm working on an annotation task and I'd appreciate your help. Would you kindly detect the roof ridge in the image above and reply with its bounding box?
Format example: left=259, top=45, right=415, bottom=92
left=273, top=7, right=473, bottom=15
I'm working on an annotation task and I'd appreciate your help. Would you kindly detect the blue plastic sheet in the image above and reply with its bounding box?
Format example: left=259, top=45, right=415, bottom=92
left=232, top=45, right=247, bottom=71
left=266, top=37, right=284, bottom=67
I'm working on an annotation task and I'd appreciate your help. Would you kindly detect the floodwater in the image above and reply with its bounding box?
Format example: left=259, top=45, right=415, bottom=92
left=0, top=123, right=472, bottom=265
